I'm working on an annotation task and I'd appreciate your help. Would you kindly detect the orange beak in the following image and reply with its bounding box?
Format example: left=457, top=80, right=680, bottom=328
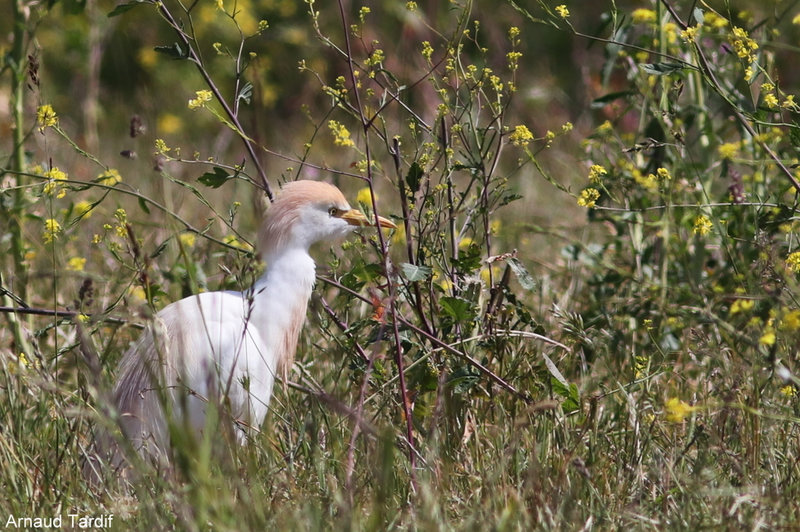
left=340, top=209, right=397, bottom=229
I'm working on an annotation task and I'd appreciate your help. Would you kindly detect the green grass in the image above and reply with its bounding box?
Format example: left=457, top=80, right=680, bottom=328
left=2, top=0, right=800, bottom=529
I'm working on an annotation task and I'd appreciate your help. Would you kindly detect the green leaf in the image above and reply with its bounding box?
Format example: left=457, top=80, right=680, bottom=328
left=400, top=263, right=432, bottom=282
left=107, top=1, right=144, bottom=17
left=406, top=162, right=423, bottom=195
left=590, top=90, right=635, bottom=108
left=639, top=62, right=685, bottom=76
left=137, top=196, right=151, bottom=215
left=440, top=296, right=476, bottom=323
left=198, top=167, right=232, bottom=188
left=507, top=258, right=536, bottom=291
left=154, top=43, right=186, bottom=60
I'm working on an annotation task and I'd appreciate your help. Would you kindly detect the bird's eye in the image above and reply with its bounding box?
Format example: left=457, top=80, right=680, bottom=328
left=328, top=207, right=340, bottom=217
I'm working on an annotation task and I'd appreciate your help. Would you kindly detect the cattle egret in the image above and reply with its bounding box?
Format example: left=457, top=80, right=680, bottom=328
left=90, top=180, right=395, bottom=476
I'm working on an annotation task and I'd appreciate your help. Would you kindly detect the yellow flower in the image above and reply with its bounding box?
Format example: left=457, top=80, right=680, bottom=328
left=405, top=1, right=417, bottom=11
left=154, top=138, right=170, bottom=155
left=97, top=168, right=122, bottom=186
left=693, top=215, right=712, bottom=235
left=555, top=4, right=569, bottom=19
left=188, top=89, right=214, bottom=110
left=718, top=142, right=739, bottom=160
left=129, top=285, right=147, bottom=303
left=764, top=93, right=779, bottom=109
left=656, top=167, right=671, bottom=181
left=179, top=233, right=196, bottom=248
left=588, top=164, right=607, bottom=184
left=391, top=222, right=406, bottom=246
left=730, top=26, right=759, bottom=63
left=43, top=218, right=62, bottom=244
left=223, top=234, right=253, bottom=251
left=458, top=237, right=474, bottom=250
left=744, top=66, right=754, bottom=82
left=328, top=120, right=355, bottom=148
left=794, top=13, right=800, bottom=25
left=509, top=125, right=534, bottom=147
left=780, top=385, right=796, bottom=397
left=729, top=298, right=754, bottom=315
left=631, top=8, right=656, bottom=24
left=157, top=113, right=183, bottom=134
left=779, top=309, right=800, bottom=331
left=66, top=257, right=86, bottom=272
left=356, top=187, right=375, bottom=206
left=704, top=12, right=729, bottom=29
left=665, top=397, right=698, bottom=423
left=760, top=330, right=776, bottom=346
left=43, top=167, right=68, bottom=197
left=681, top=25, right=700, bottom=43
left=577, top=188, right=600, bottom=208
left=74, top=200, right=93, bottom=219
left=635, top=171, right=658, bottom=189
left=37, top=104, right=58, bottom=130
left=787, top=251, right=800, bottom=273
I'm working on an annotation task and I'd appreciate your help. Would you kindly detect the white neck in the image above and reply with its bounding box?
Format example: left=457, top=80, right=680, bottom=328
left=249, top=247, right=317, bottom=379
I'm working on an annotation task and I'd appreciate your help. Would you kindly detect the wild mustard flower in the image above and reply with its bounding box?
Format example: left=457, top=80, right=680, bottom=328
left=730, top=26, right=759, bottom=63
left=656, top=167, right=671, bottom=181
left=43, top=167, right=68, bottom=198
left=359, top=6, right=370, bottom=23
left=764, top=93, right=779, bottom=109
left=509, top=125, right=534, bottom=147
left=129, top=285, right=147, bottom=303
left=744, top=66, right=754, bottom=82
left=405, top=1, right=417, bottom=11
left=458, top=237, right=474, bottom=250
left=786, top=251, right=800, bottom=273
left=665, top=397, right=697, bottom=423
left=43, top=218, right=62, bottom=244
left=328, top=120, right=355, bottom=148
left=730, top=298, right=754, bottom=315
left=588, top=164, right=607, bottom=184
left=631, top=9, right=656, bottom=24
left=794, top=13, right=800, bottom=25
left=635, top=171, right=658, bottom=189
left=37, top=104, right=58, bottom=130
left=507, top=51, right=523, bottom=71
left=703, top=12, right=728, bottom=28
left=155, top=138, right=170, bottom=155
left=223, top=235, right=253, bottom=252
left=179, top=233, right=196, bottom=248
left=555, top=5, right=569, bottom=19
left=681, top=25, right=700, bottom=43
left=258, top=20, right=269, bottom=32
left=67, top=257, right=86, bottom=272
left=693, top=215, right=713, bottom=235
left=97, top=168, right=122, bottom=186
left=760, top=330, right=776, bottom=346
left=780, top=385, right=796, bottom=397
left=779, top=309, right=800, bottom=331
left=74, top=200, right=93, bottom=219
left=718, top=142, right=739, bottom=160
left=188, top=89, right=213, bottom=110
left=356, top=187, right=375, bottom=206
left=577, top=188, right=600, bottom=208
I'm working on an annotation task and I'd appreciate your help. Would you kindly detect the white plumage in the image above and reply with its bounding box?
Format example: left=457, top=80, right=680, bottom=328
left=89, top=180, right=394, bottom=475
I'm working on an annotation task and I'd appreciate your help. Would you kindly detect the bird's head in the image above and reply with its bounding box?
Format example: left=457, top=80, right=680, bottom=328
left=259, top=180, right=396, bottom=259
